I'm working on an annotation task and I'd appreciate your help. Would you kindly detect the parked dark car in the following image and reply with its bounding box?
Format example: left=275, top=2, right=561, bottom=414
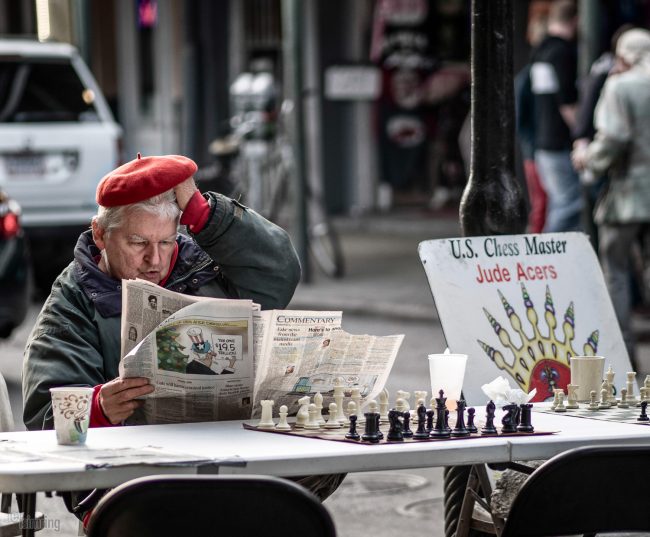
left=0, top=187, right=30, bottom=338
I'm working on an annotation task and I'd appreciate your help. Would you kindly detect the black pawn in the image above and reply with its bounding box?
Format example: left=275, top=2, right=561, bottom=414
left=426, top=408, right=435, bottom=433
left=638, top=400, right=649, bottom=422
left=481, top=400, right=498, bottom=435
left=501, top=404, right=518, bottom=433
left=517, top=403, right=534, bottom=433
left=345, top=414, right=360, bottom=440
left=402, top=410, right=414, bottom=438
left=387, top=409, right=404, bottom=441
left=451, top=399, right=470, bottom=437
left=466, top=407, right=478, bottom=433
left=413, top=404, right=430, bottom=440
left=362, top=411, right=381, bottom=443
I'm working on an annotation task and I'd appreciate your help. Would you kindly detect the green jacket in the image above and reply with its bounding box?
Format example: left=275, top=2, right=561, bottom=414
left=23, top=193, right=300, bottom=430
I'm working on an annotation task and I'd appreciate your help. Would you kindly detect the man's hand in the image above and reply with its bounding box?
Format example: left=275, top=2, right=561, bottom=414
left=174, top=177, right=199, bottom=211
left=99, top=377, right=154, bottom=425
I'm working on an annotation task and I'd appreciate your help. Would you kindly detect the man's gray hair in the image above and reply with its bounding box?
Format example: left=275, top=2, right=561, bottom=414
left=93, top=190, right=181, bottom=234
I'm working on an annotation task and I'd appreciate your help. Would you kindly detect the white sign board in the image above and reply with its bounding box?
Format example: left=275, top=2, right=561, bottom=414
left=418, top=232, right=632, bottom=405
left=324, top=65, right=381, bottom=100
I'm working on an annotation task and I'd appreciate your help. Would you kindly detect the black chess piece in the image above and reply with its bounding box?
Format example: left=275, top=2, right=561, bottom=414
left=386, top=409, right=404, bottom=441
left=481, top=400, right=498, bottom=435
left=517, top=403, right=534, bottom=433
left=413, top=404, right=430, bottom=440
left=345, top=414, right=360, bottom=440
left=431, top=389, right=451, bottom=438
left=375, top=413, right=384, bottom=440
left=638, top=400, right=649, bottom=422
left=466, top=407, right=478, bottom=433
left=362, top=410, right=381, bottom=443
left=501, top=403, right=518, bottom=433
left=426, top=408, right=435, bottom=433
left=444, top=409, right=451, bottom=434
left=402, top=410, right=414, bottom=438
left=451, top=399, right=470, bottom=437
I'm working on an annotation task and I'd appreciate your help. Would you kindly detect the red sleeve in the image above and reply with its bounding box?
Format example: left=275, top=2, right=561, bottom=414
left=179, top=190, right=210, bottom=233
left=89, top=384, right=117, bottom=428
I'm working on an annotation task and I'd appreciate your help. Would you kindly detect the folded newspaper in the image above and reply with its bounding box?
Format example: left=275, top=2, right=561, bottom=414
left=118, top=279, right=404, bottom=424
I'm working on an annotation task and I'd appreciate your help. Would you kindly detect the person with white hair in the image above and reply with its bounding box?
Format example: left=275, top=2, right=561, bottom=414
left=581, top=28, right=650, bottom=362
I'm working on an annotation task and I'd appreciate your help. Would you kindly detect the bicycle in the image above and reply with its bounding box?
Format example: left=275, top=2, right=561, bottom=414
left=200, top=99, right=345, bottom=279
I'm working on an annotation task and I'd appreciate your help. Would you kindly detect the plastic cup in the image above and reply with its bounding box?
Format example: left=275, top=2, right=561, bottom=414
left=428, top=353, right=468, bottom=411
left=50, top=387, right=94, bottom=445
left=569, top=356, right=605, bottom=402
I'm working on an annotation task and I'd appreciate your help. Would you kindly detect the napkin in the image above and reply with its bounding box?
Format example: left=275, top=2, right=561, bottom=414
left=481, top=376, right=536, bottom=405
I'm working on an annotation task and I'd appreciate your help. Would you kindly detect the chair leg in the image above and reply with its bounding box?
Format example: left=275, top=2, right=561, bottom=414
left=474, top=464, right=505, bottom=536
left=455, top=464, right=506, bottom=537
left=17, top=492, right=37, bottom=537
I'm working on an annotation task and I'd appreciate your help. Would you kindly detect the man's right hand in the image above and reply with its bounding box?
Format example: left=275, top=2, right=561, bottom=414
left=99, top=377, right=154, bottom=424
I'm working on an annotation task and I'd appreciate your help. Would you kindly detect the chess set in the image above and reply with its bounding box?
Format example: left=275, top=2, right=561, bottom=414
left=535, top=368, right=650, bottom=426
left=245, top=388, right=555, bottom=445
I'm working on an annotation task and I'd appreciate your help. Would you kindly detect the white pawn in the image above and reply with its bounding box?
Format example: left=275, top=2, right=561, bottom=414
left=257, top=399, right=275, bottom=429
left=395, top=397, right=407, bottom=413
left=414, top=390, right=427, bottom=408
left=305, top=403, right=322, bottom=430
left=275, top=405, right=292, bottom=431
left=396, top=390, right=411, bottom=411
left=618, top=388, right=630, bottom=409
left=566, top=384, right=579, bottom=409
left=324, top=402, right=341, bottom=429
left=554, top=392, right=566, bottom=412
left=347, top=401, right=358, bottom=421
left=314, top=392, right=326, bottom=425
left=588, top=390, right=599, bottom=410
left=294, top=396, right=311, bottom=428
left=598, top=388, right=610, bottom=409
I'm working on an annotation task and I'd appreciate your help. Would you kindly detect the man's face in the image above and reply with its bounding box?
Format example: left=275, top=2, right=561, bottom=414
left=93, top=209, right=178, bottom=284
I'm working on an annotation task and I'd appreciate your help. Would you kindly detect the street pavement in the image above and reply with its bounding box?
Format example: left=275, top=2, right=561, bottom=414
left=2, top=207, right=650, bottom=535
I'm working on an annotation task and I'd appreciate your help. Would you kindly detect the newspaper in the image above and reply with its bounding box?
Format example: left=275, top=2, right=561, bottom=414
left=119, top=279, right=404, bottom=424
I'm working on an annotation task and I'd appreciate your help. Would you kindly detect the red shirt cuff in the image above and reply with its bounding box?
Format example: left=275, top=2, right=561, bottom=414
left=89, top=384, right=116, bottom=428
left=180, top=190, right=210, bottom=233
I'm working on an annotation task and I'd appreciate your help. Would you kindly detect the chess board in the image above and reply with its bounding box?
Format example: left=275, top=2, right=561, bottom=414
left=534, top=404, right=650, bottom=425
left=242, top=422, right=556, bottom=445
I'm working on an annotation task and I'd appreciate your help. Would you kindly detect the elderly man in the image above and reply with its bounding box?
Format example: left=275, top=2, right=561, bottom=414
left=23, top=154, right=300, bottom=429
left=21, top=155, right=348, bottom=523
left=574, top=29, right=650, bottom=364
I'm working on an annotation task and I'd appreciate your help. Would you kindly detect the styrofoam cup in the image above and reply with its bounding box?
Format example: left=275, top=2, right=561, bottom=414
left=428, top=353, right=468, bottom=411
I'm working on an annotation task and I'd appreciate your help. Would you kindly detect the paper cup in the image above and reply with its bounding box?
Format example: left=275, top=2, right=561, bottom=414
left=50, top=387, right=93, bottom=445
left=428, top=353, right=468, bottom=411
left=569, top=356, right=605, bottom=402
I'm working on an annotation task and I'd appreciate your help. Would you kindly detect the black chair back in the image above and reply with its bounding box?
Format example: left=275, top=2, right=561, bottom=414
left=87, top=474, right=337, bottom=537
left=501, top=444, right=650, bottom=537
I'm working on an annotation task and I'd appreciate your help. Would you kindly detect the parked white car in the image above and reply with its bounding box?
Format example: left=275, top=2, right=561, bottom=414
left=0, top=38, right=122, bottom=289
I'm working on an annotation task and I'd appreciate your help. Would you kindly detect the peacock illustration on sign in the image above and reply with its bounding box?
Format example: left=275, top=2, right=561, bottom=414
left=477, top=283, right=599, bottom=402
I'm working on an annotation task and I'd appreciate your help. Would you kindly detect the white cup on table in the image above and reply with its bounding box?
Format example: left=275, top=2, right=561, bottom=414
left=569, top=356, right=605, bottom=402
left=428, top=352, right=468, bottom=411
left=49, top=387, right=94, bottom=445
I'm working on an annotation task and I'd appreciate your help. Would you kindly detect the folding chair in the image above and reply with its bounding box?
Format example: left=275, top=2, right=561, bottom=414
left=501, top=444, right=650, bottom=537
left=86, top=474, right=337, bottom=537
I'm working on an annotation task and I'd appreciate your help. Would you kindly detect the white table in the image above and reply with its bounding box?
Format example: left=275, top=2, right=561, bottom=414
left=1, top=410, right=649, bottom=535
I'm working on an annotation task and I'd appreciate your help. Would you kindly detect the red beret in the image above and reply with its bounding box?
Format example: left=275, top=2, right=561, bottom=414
left=96, top=154, right=198, bottom=207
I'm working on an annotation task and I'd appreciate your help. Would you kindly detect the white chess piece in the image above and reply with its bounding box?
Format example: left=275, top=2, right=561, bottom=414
left=257, top=400, right=275, bottom=429
left=395, top=397, right=406, bottom=413
left=618, top=388, right=630, bottom=409
left=588, top=390, right=599, bottom=410
left=414, top=390, right=427, bottom=408
left=626, top=372, right=638, bottom=402
left=605, top=366, right=617, bottom=405
left=566, top=384, right=579, bottom=409
left=324, top=402, right=341, bottom=429
left=396, top=390, right=411, bottom=411
left=347, top=401, right=358, bottom=421
left=554, top=392, right=567, bottom=412
left=598, top=388, right=610, bottom=409
left=305, top=403, right=322, bottom=430
left=379, top=388, right=390, bottom=423
left=275, top=405, right=292, bottom=431
left=294, top=396, right=311, bottom=428
left=551, top=389, right=561, bottom=410
left=351, top=387, right=364, bottom=424
left=314, top=392, right=326, bottom=425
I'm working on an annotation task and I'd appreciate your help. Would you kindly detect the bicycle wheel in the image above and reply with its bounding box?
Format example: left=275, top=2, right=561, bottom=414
left=307, top=196, right=345, bottom=279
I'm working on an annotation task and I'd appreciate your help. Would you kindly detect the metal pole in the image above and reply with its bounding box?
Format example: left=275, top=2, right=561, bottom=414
left=448, top=1, right=526, bottom=535
left=459, top=0, right=527, bottom=237
left=282, top=0, right=311, bottom=282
